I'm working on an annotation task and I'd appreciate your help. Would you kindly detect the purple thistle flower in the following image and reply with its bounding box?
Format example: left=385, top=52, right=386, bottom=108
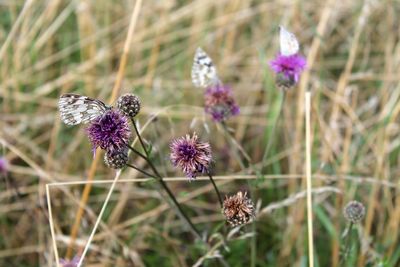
left=170, top=133, right=212, bottom=179
left=0, top=157, right=8, bottom=175
left=204, top=84, right=240, bottom=122
left=86, top=109, right=131, bottom=153
left=269, top=54, right=306, bottom=87
left=59, top=255, right=80, bottom=267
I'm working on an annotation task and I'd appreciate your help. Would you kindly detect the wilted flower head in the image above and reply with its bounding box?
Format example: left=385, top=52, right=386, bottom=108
left=269, top=54, right=306, bottom=90
left=104, top=148, right=129, bottom=169
left=0, top=157, right=8, bottom=175
left=60, top=255, right=80, bottom=267
left=170, top=133, right=212, bottom=179
left=204, top=84, right=239, bottom=122
left=222, top=191, right=255, bottom=227
left=86, top=109, right=131, bottom=153
left=343, top=200, right=365, bottom=224
left=117, top=93, right=141, bottom=118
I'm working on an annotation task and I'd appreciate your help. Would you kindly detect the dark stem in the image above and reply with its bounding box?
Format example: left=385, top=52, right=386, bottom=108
left=125, top=143, right=147, bottom=160
left=129, top=117, right=202, bottom=240
left=207, top=171, right=223, bottom=207
left=131, top=118, right=150, bottom=158
left=340, top=222, right=354, bottom=265
left=126, top=163, right=157, bottom=178
left=156, top=175, right=202, bottom=239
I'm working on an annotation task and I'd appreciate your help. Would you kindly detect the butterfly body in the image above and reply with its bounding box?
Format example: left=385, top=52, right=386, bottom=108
left=58, top=93, right=111, bottom=125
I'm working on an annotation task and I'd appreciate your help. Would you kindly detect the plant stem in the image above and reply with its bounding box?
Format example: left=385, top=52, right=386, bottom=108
left=261, top=91, right=286, bottom=165
left=126, top=163, right=157, bottom=178
left=129, top=118, right=202, bottom=240
left=340, top=222, right=353, bottom=265
left=125, top=142, right=147, bottom=160
left=156, top=175, right=202, bottom=239
left=207, top=171, right=223, bottom=207
left=131, top=118, right=150, bottom=157
left=220, top=121, right=249, bottom=170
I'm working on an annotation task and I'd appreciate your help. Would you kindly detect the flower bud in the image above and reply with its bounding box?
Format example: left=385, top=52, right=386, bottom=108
left=117, top=93, right=141, bottom=118
left=104, top=148, right=128, bottom=169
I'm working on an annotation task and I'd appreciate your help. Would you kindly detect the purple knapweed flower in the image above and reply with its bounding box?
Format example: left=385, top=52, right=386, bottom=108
left=86, top=109, right=131, bottom=153
left=0, top=157, right=8, bottom=175
left=269, top=54, right=306, bottom=89
left=59, top=255, right=80, bottom=267
left=204, top=84, right=240, bottom=122
left=170, top=133, right=212, bottom=179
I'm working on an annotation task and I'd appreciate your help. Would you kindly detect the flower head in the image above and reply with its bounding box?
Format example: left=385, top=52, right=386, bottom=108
left=0, top=157, right=8, bottom=175
left=343, top=200, right=365, bottom=224
left=222, top=191, right=255, bottom=227
left=170, top=133, right=212, bottom=179
left=117, top=93, right=141, bottom=118
left=86, top=109, right=131, bottom=153
left=104, top=148, right=129, bottom=169
left=269, top=54, right=306, bottom=89
left=59, top=255, right=80, bottom=267
left=204, top=84, right=239, bottom=122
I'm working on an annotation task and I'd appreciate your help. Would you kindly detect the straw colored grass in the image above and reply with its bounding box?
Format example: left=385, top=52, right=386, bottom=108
left=1, top=0, right=400, bottom=266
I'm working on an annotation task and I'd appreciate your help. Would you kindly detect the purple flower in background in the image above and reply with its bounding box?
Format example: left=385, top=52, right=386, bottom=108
left=204, top=84, right=240, bottom=122
left=60, top=255, right=80, bottom=267
left=269, top=54, right=306, bottom=89
left=170, top=133, right=212, bottom=179
left=86, top=109, right=131, bottom=153
left=0, top=157, right=8, bottom=175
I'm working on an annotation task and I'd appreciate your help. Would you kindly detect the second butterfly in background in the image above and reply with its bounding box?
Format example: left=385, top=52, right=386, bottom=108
left=269, top=26, right=307, bottom=91
left=191, top=47, right=239, bottom=123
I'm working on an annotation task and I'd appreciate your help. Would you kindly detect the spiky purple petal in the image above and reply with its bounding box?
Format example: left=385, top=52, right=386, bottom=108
left=86, top=109, right=131, bottom=152
left=269, top=54, right=306, bottom=83
left=170, top=133, right=212, bottom=179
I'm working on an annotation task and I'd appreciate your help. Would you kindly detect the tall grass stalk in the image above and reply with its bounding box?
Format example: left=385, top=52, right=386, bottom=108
left=70, top=0, right=144, bottom=262
left=305, top=92, right=314, bottom=267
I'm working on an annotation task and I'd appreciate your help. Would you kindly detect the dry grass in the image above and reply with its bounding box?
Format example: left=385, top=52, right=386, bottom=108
left=1, top=0, right=400, bottom=266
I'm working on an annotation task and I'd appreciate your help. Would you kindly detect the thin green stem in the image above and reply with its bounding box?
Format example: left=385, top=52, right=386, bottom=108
left=261, top=91, right=286, bottom=165
left=340, top=222, right=354, bottom=265
left=251, top=221, right=257, bottom=267
left=207, top=171, right=223, bottom=207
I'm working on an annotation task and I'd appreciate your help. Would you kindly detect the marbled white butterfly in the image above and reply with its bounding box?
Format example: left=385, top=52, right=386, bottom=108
left=58, top=94, right=111, bottom=125
left=191, top=47, right=219, bottom=88
left=279, top=26, right=299, bottom=57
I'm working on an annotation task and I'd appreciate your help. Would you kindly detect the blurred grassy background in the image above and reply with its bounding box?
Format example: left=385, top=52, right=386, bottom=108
left=1, top=0, right=400, bottom=266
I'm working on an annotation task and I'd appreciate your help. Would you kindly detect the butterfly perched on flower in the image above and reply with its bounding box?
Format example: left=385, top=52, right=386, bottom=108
left=279, top=26, right=299, bottom=56
left=191, top=47, right=219, bottom=88
left=58, top=94, right=112, bottom=125
left=269, top=26, right=306, bottom=90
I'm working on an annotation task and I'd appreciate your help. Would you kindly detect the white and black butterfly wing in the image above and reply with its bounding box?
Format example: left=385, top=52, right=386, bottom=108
left=279, top=26, right=299, bottom=56
left=191, top=47, right=218, bottom=88
left=58, top=94, right=109, bottom=125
